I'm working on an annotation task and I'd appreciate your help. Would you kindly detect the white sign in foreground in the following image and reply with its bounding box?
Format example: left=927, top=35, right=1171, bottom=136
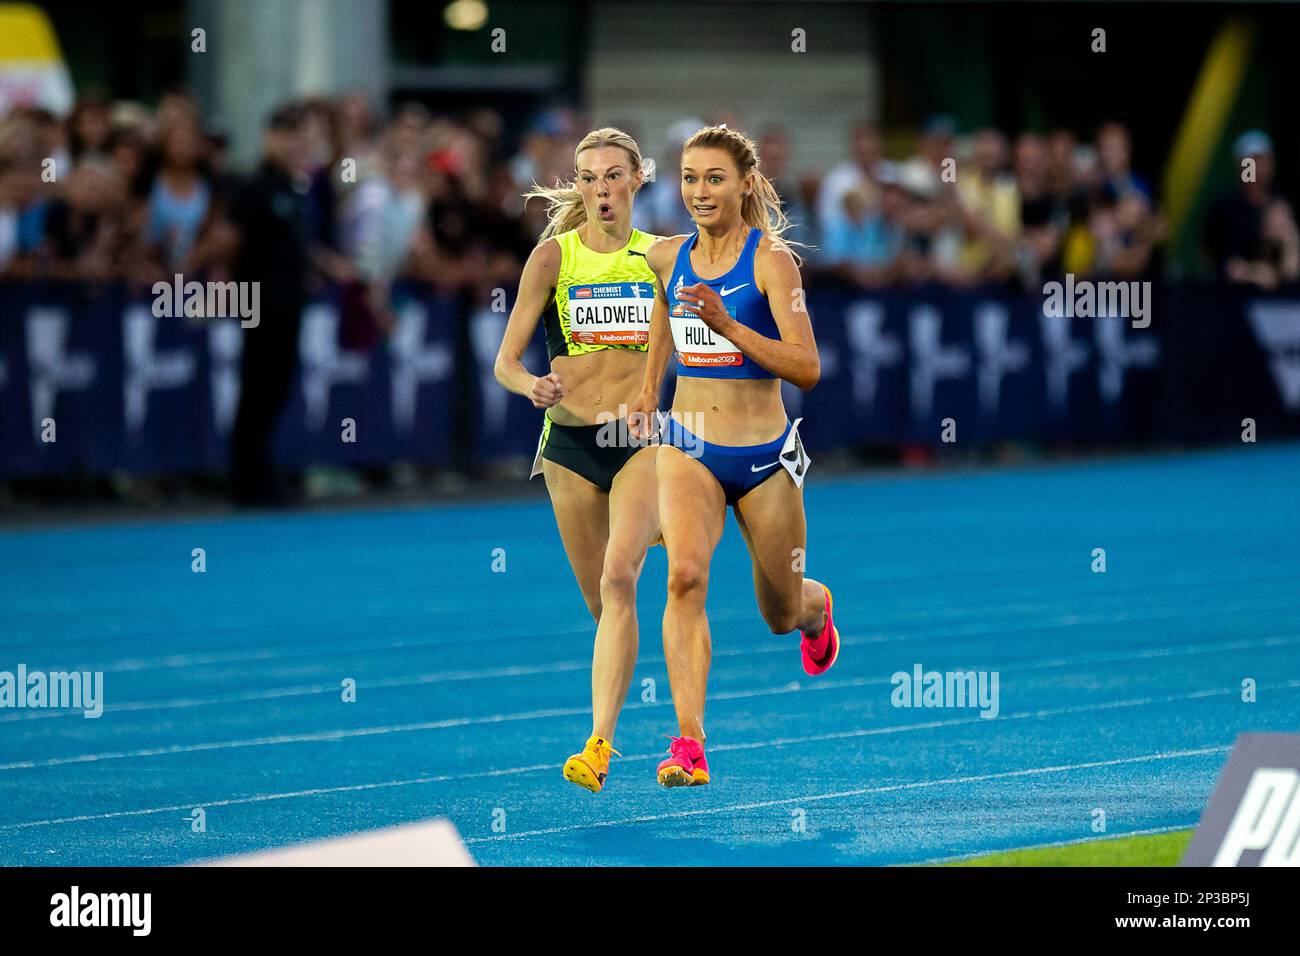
left=203, top=819, right=475, bottom=867
left=1182, top=733, right=1300, bottom=866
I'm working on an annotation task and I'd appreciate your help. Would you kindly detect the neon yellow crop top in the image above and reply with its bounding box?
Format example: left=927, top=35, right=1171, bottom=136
left=544, top=228, right=659, bottom=360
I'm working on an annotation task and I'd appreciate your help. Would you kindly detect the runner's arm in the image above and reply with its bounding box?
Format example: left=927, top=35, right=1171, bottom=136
left=725, top=237, right=820, bottom=389
left=494, top=240, right=563, bottom=406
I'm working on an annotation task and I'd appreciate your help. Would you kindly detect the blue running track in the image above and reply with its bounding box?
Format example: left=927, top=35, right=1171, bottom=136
left=1, top=443, right=1297, bottom=865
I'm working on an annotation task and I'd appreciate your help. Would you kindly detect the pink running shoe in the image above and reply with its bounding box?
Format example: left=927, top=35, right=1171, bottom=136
left=657, top=735, right=710, bottom=787
left=800, top=584, right=840, bottom=676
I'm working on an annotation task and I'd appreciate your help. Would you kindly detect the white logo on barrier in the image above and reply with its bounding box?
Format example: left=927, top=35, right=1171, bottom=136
left=300, top=304, right=370, bottom=431
left=471, top=306, right=513, bottom=435
left=25, top=307, right=96, bottom=442
left=844, top=301, right=901, bottom=411
left=909, top=305, right=970, bottom=421
left=974, top=303, right=1030, bottom=419
left=1246, top=301, right=1300, bottom=412
left=1094, top=315, right=1160, bottom=405
left=390, top=301, right=453, bottom=434
left=1038, top=312, right=1090, bottom=415
left=123, top=306, right=197, bottom=444
left=207, top=321, right=243, bottom=435
left=1212, top=767, right=1300, bottom=866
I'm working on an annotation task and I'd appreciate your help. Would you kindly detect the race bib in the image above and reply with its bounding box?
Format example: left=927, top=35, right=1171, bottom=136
left=566, top=282, right=653, bottom=346
left=669, top=301, right=744, bottom=368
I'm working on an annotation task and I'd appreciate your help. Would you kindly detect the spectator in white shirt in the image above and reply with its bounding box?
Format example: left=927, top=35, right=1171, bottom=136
left=817, top=121, right=884, bottom=241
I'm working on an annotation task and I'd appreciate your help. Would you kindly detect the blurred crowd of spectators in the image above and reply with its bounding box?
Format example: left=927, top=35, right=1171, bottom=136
left=1, top=91, right=1296, bottom=307
left=801, top=116, right=1298, bottom=293
left=0, top=88, right=549, bottom=320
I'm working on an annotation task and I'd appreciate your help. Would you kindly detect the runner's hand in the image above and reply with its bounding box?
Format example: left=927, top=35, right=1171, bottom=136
left=531, top=372, right=564, bottom=408
left=627, top=389, right=658, bottom=441
left=678, top=283, right=733, bottom=335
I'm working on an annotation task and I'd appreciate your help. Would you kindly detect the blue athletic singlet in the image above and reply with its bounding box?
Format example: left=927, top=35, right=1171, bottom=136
left=666, top=227, right=779, bottom=380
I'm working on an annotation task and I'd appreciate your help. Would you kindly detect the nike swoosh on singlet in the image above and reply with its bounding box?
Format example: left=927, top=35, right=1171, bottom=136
left=720, top=283, right=750, bottom=296
left=750, top=460, right=780, bottom=473
left=627, top=250, right=647, bottom=257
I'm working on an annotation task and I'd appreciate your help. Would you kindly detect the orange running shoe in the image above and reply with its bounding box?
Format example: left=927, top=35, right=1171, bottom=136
left=562, top=734, right=620, bottom=793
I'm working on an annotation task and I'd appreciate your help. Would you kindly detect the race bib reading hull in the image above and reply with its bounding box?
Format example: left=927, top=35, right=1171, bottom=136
left=670, top=303, right=744, bottom=367
left=567, top=282, right=653, bottom=346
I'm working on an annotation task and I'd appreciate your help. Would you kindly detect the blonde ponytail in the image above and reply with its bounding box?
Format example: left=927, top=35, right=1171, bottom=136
left=523, top=127, right=646, bottom=242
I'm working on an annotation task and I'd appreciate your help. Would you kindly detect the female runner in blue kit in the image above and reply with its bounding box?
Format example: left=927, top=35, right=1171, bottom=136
left=630, top=125, right=841, bottom=787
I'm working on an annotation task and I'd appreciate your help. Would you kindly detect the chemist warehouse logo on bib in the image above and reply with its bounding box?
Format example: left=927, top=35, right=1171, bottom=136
left=567, top=282, right=653, bottom=346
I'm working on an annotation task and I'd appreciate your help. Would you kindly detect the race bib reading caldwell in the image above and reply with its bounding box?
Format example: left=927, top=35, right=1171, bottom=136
left=567, top=282, right=654, bottom=346
left=669, top=302, right=744, bottom=367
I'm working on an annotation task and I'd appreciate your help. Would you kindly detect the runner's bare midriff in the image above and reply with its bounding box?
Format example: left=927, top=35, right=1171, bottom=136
left=671, top=376, right=787, bottom=445
left=547, top=349, right=646, bottom=426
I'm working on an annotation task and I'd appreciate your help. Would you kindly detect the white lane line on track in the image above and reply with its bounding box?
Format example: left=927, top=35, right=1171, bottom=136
left=7, top=576, right=1300, bottom=673
left=0, top=635, right=823, bottom=722
left=6, top=627, right=1298, bottom=725
left=912, top=823, right=1194, bottom=866
left=0, top=762, right=559, bottom=832
left=0, top=677, right=883, bottom=770
left=0, top=660, right=594, bottom=723
left=5, top=681, right=1294, bottom=830
left=461, top=747, right=1231, bottom=845
left=3, top=667, right=1298, bottom=772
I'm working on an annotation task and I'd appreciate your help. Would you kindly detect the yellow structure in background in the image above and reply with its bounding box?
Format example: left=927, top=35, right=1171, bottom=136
left=1160, top=18, right=1255, bottom=243
left=0, top=3, right=73, bottom=115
